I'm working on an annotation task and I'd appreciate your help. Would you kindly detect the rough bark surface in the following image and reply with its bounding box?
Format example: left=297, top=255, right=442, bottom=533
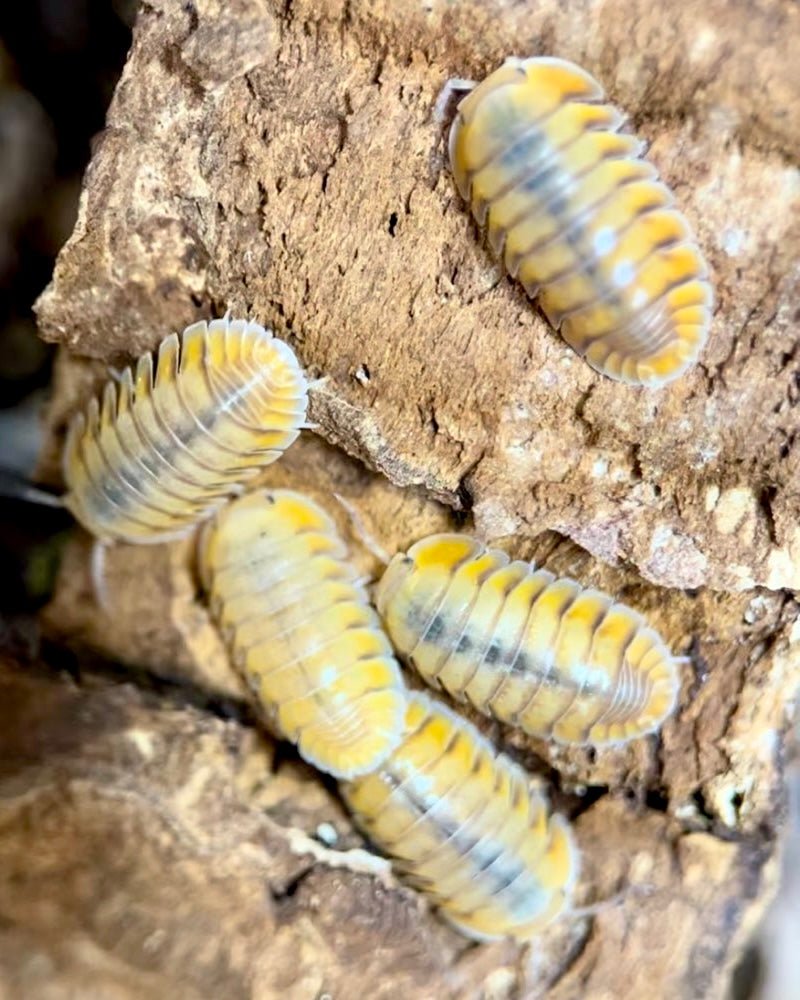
left=24, top=0, right=800, bottom=997
left=35, top=0, right=800, bottom=592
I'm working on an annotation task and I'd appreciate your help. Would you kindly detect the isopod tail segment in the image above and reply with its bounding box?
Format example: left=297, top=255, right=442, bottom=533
left=375, top=533, right=681, bottom=747
left=441, top=56, right=713, bottom=387
left=340, top=690, right=580, bottom=942
left=197, top=488, right=408, bottom=780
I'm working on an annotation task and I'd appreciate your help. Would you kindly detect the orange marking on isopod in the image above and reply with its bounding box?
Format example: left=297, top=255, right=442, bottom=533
left=341, top=691, right=579, bottom=941
left=198, top=489, right=407, bottom=779
left=62, top=316, right=309, bottom=545
left=445, top=56, right=713, bottom=386
left=376, top=534, right=680, bottom=745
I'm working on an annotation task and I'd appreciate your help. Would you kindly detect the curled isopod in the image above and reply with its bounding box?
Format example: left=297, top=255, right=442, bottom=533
left=375, top=534, right=680, bottom=745
left=444, top=56, right=713, bottom=386
left=341, top=690, right=578, bottom=941
left=198, top=489, right=407, bottom=779
left=62, top=315, right=309, bottom=545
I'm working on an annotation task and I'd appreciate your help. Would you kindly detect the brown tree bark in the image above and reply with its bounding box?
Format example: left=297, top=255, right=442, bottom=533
left=11, top=0, right=799, bottom=996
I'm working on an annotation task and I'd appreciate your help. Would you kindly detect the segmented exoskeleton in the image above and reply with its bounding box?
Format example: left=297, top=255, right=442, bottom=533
left=376, top=534, right=679, bottom=745
left=63, top=316, right=308, bottom=544
left=198, top=489, right=407, bottom=779
left=341, top=691, right=578, bottom=941
left=445, top=56, right=713, bottom=386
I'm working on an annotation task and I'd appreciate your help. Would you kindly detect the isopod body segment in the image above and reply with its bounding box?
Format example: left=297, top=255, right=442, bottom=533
left=446, top=57, right=713, bottom=386
left=375, top=534, right=679, bottom=745
left=198, top=489, right=407, bottom=779
left=341, top=691, right=578, bottom=941
left=62, top=316, right=309, bottom=544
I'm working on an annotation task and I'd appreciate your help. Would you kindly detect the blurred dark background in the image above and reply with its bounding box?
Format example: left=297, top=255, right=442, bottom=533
left=0, top=0, right=131, bottom=615
left=0, top=0, right=132, bottom=405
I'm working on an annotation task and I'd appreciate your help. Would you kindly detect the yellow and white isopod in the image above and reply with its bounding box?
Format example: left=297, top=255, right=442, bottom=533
left=341, top=690, right=578, bottom=941
left=62, top=315, right=309, bottom=544
left=375, top=534, right=680, bottom=745
left=445, top=56, right=713, bottom=386
left=198, top=489, right=407, bottom=779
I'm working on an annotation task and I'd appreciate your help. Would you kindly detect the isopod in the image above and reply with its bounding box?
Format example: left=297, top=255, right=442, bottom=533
left=375, top=534, right=679, bottom=745
left=445, top=56, right=713, bottom=386
left=62, top=315, right=308, bottom=544
left=198, top=489, right=407, bottom=779
left=341, top=690, right=578, bottom=941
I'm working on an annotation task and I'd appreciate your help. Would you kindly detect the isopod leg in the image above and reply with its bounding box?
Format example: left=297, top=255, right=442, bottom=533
left=433, top=77, right=476, bottom=124
left=567, top=882, right=654, bottom=923
left=90, top=537, right=111, bottom=611
left=332, top=492, right=392, bottom=568
left=0, top=471, right=64, bottom=508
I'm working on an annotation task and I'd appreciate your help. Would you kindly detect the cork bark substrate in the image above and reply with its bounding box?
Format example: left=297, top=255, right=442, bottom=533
left=4, top=0, right=798, bottom=997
